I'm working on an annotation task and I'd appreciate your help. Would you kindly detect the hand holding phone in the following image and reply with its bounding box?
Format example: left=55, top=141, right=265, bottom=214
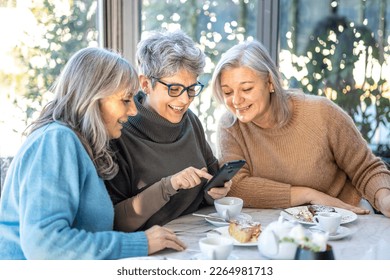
left=203, top=160, right=246, bottom=192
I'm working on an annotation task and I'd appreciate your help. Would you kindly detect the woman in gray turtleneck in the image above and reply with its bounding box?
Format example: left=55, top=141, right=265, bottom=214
left=105, top=30, right=231, bottom=232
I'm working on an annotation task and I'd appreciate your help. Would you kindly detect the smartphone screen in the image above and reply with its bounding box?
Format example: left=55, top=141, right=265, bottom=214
left=203, top=160, right=246, bottom=192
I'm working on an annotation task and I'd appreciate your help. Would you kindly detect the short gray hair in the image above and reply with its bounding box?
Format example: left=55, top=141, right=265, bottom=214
left=30, top=47, right=139, bottom=180
left=136, top=29, right=205, bottom=83
left=212, top=40, right=298, bottom=127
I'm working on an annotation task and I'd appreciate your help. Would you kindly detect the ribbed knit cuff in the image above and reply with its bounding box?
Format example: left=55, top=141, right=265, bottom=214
left=119, top=231, right=148, bottom=259
left=364, top=174, right=390, bottom=208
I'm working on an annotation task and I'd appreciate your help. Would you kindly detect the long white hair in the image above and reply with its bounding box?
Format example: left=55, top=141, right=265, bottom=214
left=30, top=47, right=139, bottom=180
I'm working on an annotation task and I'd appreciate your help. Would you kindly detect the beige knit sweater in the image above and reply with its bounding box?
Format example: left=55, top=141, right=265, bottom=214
left=217, top=93, right=390, bottom=210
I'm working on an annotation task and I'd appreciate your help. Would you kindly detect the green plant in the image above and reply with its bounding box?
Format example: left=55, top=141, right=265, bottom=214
left=10, top=0, right=98, bottom=130
left=290, top=14, right=390, bottom=144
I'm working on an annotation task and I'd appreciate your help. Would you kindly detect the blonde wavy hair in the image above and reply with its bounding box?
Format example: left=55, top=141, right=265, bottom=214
left=212, top=40, right=301, bottom=128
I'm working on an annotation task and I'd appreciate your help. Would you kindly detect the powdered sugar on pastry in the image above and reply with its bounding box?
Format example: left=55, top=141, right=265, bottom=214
left=228, top=220, right=261, bottom=243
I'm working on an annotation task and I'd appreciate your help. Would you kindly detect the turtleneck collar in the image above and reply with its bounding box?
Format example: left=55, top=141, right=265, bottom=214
left=123, top=92, right=189, bottom=143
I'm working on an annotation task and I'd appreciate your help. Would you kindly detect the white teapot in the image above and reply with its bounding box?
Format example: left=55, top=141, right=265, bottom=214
left=258, top=216, right=305, bottom=260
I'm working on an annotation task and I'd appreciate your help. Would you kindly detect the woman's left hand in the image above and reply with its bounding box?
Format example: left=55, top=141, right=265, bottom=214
left=291, top=186, right=370, bottom=215
left=145, top=226, right=186, bottom=255
left=207, top=180, right=232, bottom=200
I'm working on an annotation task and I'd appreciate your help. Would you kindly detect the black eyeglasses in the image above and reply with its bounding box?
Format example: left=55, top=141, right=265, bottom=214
left=151, top=77, right=204, bottom=97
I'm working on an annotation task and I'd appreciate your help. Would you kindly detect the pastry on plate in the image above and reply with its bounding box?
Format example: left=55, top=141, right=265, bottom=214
left=228, top=220, right=261, bottom=243
left=292, top=205, right=336, bottom=223
left=295, top=208, right=314, bottom=223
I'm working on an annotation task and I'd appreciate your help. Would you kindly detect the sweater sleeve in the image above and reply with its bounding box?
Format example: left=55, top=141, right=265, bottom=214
left=217, top=114, right=291, bottom=208
left=325, top=100, right=390, bottom=208
left=16, top=127, right=148, bottom=259
left=106, top=139, right=178, bottom=232
left=112, top=177, right=177, bottom=232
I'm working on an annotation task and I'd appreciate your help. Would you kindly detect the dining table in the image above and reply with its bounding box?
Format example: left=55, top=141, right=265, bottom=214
left=136, top=206, right=390, bottom=260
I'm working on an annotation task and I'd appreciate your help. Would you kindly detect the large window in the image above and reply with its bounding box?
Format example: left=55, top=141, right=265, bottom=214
left=0, top=0, right=99, bottom=189
left=0, top=0, right=98, bottom=155
left=1, top=0, right=389, bottom=190
left=137, top=0, right=389, bottom=158
left=279, top=0, right=390, bottom=152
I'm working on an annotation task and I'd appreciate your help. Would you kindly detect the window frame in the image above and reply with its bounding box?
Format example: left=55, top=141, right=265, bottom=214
left=100, top=0, right=141, bottom=65
left=101, top=0, right=279, bottom=65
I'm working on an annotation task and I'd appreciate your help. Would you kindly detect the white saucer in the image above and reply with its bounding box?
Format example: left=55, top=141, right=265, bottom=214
left=191, top=253, right=239, bottom=260
left=309, top=226, right=352, bottom=240
left=281, top=206, right=357, bottom=225
left=205, top=213, right=252, bottom=227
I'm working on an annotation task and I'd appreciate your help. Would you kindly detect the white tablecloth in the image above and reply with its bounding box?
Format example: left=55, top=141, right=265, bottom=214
left=130, top=207, right=390, bottom=260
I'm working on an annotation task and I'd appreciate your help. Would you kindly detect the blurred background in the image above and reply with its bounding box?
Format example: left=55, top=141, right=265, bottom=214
left=1, top=0, right=389, bottom=190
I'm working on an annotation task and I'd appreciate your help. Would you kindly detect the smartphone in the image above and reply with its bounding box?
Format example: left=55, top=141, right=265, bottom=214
left=203, top=159, right=246, bottom=192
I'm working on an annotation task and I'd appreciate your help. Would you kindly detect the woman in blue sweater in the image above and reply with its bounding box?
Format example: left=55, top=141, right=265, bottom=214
left=0, top=47, right=185, bottom=259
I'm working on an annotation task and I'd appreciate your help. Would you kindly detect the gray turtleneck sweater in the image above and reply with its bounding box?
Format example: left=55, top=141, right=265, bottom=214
left=105, top=92, right=218, bottom=232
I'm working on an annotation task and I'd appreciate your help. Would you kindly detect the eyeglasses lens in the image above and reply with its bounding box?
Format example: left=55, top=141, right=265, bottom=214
left=169, top=84, right=203, bottom=97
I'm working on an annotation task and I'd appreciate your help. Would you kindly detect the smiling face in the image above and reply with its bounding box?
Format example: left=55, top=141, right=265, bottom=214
left=142, top=70, right=198, bottom=123
left=100, top=89, right=137, bottom=139
left=220, top=66, right=275, bottom=128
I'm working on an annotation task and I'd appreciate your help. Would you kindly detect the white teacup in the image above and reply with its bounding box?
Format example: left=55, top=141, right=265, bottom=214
left=199, top=237, right=233, bottom=260
left=214, top=197, right=243, bottom=220
left=313, top=212, right=341, bottom=234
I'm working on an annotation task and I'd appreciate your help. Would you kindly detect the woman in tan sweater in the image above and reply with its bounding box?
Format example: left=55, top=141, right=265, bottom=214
left=211, top=40, right=390, bottom=217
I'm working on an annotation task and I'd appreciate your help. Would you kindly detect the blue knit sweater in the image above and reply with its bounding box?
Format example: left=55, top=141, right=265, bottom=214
left=0, top=122, right=148, bottom=259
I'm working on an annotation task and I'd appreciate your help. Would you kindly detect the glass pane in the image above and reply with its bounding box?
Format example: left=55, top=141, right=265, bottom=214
left=279, top=0, right=390, bottom=155
left=141, top=0, right=258, bottom=150
left=0, top=0, right=99, bottom=157
left=0, top=0, right=99, bottom=188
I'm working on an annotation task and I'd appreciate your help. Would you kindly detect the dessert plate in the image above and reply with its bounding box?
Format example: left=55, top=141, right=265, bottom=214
left=205, top=212, right=252, bottom=227
left=207, top=226, right=258, bottom=246
left=309, top=226, right=352, bottom=240
left=280, top=206, right=357, bottom=226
